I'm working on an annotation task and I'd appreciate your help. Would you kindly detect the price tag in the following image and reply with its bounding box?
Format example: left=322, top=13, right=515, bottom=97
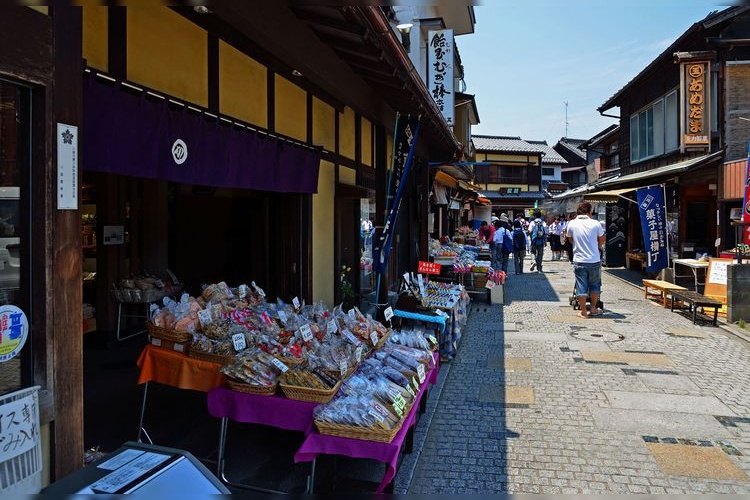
left=412, top=377, right=419, bottom=391
left=300, top=324, right=313, bottom=342
left=270, top=358, right=289, bottom=373
left=231, top=333, right=247, bottom=352
left=198, top=309, right=213, bottom=327
left=342, top=328, right=360, bottom=345
left=394, top=394, right=406, bottom=409
left=173, top=343, right=185, bottom=353
left=384, top=306, right=394, bottom=322
left=368, top=408, right=385, bottom=423
left=151, top=338, right=162, bottom=347
left=292, top=296, right=301, bottom=310
left=392, top=403, right=403, bottom=418
left=485, top=280, right=496, bottom=289
left=278, top=310, right=288, bottom=324
left=327, top=320, right=338, bottom=334
left=339, top=359, right=348, bottom=374
left=370, top=331, right=379, bottom=346
left=355, top=346, right=363, bottom=362
left=251, top=281, right=266, bottom=298
left=238, top=284, right=248, bottom=299
left=417, top=363, right=426, bottom=384
left=405, top=385, right=415, bottom=398
left=428, top=335, right=438, bottom=345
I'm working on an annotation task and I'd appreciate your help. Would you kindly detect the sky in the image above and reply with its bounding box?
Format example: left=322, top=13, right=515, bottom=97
left=458, top=0, right=735, bottom=146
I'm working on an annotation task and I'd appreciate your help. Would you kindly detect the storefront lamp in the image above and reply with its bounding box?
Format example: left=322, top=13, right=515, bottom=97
left=396, top=23, right=413, bottom=52
left=193, top=5, right=211, bottom=14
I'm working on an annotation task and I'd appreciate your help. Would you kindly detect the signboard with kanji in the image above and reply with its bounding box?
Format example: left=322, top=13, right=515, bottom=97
left=418, top=261, right=442, bottom=275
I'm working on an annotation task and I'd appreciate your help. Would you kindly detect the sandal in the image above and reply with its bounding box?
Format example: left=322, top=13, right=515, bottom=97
left=590, top=308, right=604, bottom=316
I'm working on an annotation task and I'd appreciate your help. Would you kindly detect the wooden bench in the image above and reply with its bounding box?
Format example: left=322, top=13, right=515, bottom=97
left=642, top=279, right=687, bottom=308
left=670, top=289, right=723, bottom=326
left=626, top=251, right=646, bottom=271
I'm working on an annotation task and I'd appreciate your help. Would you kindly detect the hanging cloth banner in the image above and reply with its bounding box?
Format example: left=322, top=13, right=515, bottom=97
left=636, top=185, right=670, bottom=272
left=742, top=141, right=750, bottom=245
left=372, top=115, right=421, bottom=275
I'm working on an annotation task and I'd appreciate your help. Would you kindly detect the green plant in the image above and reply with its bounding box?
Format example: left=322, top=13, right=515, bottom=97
left=739, top=319, right=747, bottom=329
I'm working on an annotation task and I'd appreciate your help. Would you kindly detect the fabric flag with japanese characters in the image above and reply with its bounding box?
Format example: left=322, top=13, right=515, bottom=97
left=742, top=140, right=750, bottom=245
left=636, top=185, right=670, bottom=273
left=372, top=115, right=420, bottom=275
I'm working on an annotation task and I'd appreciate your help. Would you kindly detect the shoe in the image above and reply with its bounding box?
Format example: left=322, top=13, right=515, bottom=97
left=530, top=263, right=536, bottom=271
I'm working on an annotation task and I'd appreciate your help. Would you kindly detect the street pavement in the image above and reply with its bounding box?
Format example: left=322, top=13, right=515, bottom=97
left=394, top=253, right=750, bottom=494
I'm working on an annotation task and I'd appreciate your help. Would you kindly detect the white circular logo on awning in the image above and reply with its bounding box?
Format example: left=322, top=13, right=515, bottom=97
left=172, top=139, right=188, bottom=165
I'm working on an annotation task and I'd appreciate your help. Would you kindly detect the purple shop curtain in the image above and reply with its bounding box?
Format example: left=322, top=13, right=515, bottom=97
left=82, top=77, right=320, bottom=193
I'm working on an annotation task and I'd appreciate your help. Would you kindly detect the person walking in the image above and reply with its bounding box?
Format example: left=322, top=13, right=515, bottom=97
left=560, top=214, right=574, bottom=263
left=492, top=214, right=512, bottom=273
left=565, top=201, right=606, bottom=318
left=527, top=210, right=547, bottom=272
left=511, top=219, right=527, bottom=275
left=548, top=216, right=562, bottom=261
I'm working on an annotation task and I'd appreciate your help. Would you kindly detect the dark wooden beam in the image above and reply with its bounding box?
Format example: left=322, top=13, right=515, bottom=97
left=291, top=6, right=366, bottom=36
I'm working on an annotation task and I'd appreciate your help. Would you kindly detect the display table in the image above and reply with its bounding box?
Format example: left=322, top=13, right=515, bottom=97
left=672, top=258, right=709, bottom=291
left=136, top=344, right=226, bottom=444
left=642, top=279, right=687, bottom=308
left=625, top=251, right=646, bottom=271
left=294, top=357, right=438, bottom=493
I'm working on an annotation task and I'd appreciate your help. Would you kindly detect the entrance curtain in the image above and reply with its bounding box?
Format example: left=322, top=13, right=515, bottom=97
left=82, top=77, right=320, bottom=193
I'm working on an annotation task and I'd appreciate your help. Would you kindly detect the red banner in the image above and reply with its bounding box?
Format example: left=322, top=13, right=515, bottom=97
left=743, top=146, right=750, bottom=245
left=418, top=261, right=442, bottom=275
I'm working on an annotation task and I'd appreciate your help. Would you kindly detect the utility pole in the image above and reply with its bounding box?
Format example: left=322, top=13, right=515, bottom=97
left=564, top=101, right=569, bottom=138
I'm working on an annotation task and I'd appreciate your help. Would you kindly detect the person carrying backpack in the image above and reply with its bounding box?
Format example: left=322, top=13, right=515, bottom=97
left=511, top=219, right=527, bottom=275
left=528, top=210, right=547, bottom=273
left=492, top=214, right=512, bottom=273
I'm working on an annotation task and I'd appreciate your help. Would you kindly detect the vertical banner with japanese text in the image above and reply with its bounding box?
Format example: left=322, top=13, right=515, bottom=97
left=636, top=185, right=670, bottom=272
left=372, top=115, right=420, bottom=275
left=741, top=142, right=750, bottom=245
left=680, top=60, right=710, bottom=148
left=427, top=29, right=454, bottom=127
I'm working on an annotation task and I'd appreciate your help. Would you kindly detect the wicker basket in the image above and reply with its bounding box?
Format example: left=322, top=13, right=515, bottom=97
left=315, top=419, right=403, bottom=443
left=188, top=349, right=235, bottom=365
left=146, top=321, right=192, bottom=343
left=274, top=354, right=305, bottom=366
left=279, top=378, right=341, bottom=403
left=226, top=378, right=277, bottom=396
left=149, top=336, right=190, bottom=355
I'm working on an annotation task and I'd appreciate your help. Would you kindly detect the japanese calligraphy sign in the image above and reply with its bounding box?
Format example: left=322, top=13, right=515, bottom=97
left=636, top=186, right=669, bottom=273
left=427, top=29, right=454, bottom=127
left=417, top=261, right=441, bottom=275
left=743, top=142, right=750, bottom=246
left=57, top=123, right=79, bottom=210
left=372, top=115, right=420, bottom=274
left=0, top=305, right=29, bottom=363
left=0, top=387, right=40, bottom=463
left=681, top=61, right=710, bottom=147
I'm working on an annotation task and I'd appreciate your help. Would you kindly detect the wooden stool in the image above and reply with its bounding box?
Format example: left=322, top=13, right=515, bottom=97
left=670, top=289, right=722, bottom=326
left=642, top=279, right=687, bottom=308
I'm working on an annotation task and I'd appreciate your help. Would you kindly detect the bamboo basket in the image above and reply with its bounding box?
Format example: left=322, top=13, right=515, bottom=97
left=279, top=378, right=341, bottom=404
left=146, top=321, right=192, bottom=343
left=188, top=349, right=235, bottom=365
left=314, top=419, right=403, bottom=443
left=226, top=378, right=277, bottom=396
left=273, top=354, right=305, bottom=366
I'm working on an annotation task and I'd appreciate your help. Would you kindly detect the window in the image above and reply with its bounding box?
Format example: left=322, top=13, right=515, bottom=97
left=541, top=167, right=554, bottom=176
left=630, top=89, right=679, bottom=162
left=0, top=79, right=31, bottom=395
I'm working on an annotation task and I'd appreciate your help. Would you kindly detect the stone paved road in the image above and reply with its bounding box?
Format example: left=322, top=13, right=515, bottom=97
left=396, top=254, right=750, bottom=494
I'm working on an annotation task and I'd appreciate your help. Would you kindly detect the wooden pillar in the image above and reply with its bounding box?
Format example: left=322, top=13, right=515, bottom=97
left=51, top=6, right=84, bottom=478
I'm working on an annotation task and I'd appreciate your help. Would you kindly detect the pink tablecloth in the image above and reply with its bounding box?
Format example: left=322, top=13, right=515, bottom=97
left=207, top=386, right=319, bottom=433
left=294, top=353, right=438, bottom=493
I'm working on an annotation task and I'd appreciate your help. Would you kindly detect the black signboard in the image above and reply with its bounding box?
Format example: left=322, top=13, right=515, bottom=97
left=604, top=200, right=628, bottom=267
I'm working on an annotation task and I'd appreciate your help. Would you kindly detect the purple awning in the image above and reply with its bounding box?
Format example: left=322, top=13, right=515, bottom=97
left=82, top=76, right=320, bottom=193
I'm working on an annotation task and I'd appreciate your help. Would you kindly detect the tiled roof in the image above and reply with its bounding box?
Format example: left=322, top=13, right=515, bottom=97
left=524, top=140, right=568, bottom=165
left=472, top=135, right=541, bottom=154
left=555, top=138, right=587, bottom=160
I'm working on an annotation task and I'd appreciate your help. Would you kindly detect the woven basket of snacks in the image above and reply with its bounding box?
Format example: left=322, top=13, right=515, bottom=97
left=226, top=378, right=277, bottom=396
left=314, top=420, right=403, bottom=443
left=188, top=350, right=235, bottom=366
left=274, top=354, right=305, bottom=366
left=279, top=370, right=341, bottom=403
left=146, top=321, right=192, bottom=343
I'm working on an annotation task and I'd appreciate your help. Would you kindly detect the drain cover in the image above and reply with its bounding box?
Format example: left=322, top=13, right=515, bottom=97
left=570, top=330, right=624, bottom=342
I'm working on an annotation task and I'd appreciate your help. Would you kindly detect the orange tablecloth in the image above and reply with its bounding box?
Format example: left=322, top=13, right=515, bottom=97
left=136, top=344, right=226, bottom=392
